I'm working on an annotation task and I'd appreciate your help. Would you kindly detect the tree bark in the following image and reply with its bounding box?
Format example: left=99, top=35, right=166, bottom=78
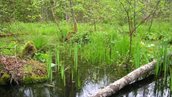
left=69, top=0, right=78, bottom=32
left=91, top=60, right=157, bottom=97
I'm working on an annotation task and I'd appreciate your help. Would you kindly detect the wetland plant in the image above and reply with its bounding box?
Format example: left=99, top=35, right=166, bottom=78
left=47, top=53, right=52, bottom=82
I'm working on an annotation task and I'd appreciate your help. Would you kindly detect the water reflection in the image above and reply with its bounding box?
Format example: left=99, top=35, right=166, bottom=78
left=77, top=75, right=109, bottom=97
left=0, top=69, right=171, bottom=97
left=77, top=74, right=172, bottom=97
left=120, top=81, right=171, bottom=97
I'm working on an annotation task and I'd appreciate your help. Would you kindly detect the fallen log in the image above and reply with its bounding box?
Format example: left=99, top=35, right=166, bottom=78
left=0, top=33, right=16, bottom=37
left=91, top=60, right=157, bottom=97
left=0, top=33, right=25, bottom=38
left=112, top=74, right=155, bottom=97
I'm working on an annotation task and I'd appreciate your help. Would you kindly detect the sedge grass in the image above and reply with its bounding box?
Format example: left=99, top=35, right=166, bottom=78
left=46, top=52, right=52, bottom=82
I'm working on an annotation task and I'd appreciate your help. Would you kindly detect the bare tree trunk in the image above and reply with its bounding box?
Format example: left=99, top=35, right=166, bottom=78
left=69, top=0, right=78, bottom=32
left=49, top=0, right=62, bottom=33
left=93, top=18, right=97, bottom=31
left=64, top=0, right=70, bottom=22
left=91, top=60, right=157, bottom=97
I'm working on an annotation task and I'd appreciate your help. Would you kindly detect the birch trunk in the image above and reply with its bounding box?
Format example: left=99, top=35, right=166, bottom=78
left=91, top=60, right=157, bottom=97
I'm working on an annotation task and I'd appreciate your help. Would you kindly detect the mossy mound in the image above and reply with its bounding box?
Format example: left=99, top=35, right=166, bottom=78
left=0, top=56, right=48, bottom=85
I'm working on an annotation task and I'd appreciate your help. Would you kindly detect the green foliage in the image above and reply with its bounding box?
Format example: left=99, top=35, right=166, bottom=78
left=0, top=0, right=15, bottom=23
left=33, top=36, right=48, bottom=50
left=15, top=0, right=41, bottom=22
left=0, top=0, right=171, bottom=91
left=0, top=0, right=172, bottom=88
left=1, top=0, right=171, bottom=23
left=34, top=53, right=49, bottom=63
left=0, top=0, right=41, bottom=23
left=3, top=22, right=171, bottom=67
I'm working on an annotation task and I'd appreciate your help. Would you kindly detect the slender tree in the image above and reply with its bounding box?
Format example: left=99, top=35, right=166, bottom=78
left=69, top=0, right=78, bottom=33
left=119, top=0, right=161, bottom=65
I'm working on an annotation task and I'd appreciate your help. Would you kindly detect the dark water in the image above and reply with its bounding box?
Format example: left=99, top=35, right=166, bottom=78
left=0, top=65, right=171, bottom=97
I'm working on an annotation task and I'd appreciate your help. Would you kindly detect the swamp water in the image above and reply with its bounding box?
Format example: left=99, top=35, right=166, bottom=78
left=0, top=64, right=171, bottom=97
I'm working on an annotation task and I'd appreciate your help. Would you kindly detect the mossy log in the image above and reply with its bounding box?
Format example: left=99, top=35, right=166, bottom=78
left=0, top=56, right=48, bottom=85
left=91, top=60, right=157, bottom=97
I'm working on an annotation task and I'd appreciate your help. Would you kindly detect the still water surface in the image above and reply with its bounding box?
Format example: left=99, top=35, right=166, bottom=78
left=0, top=65, right=171, bottom=97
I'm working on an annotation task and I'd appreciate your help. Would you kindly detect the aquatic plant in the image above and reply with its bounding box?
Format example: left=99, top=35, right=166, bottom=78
left=46, top=53, right=52, bottom=82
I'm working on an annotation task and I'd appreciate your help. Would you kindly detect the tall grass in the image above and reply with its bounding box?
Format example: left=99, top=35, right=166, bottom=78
left=74, top=43, right=78, bottom=71
left=2, top=22, right=171, bottom=66
left=56, top=47, right=60, bottom=70
left=60, top=64, right=66, bottom=86
left=1, top=22, right=172, bottom=89
left=47, top=52, right=52, bottom=82
left=154, top=41, right=172, bottom=91
left=133, top=38, right=141, bottom=68
left=170, top=68, right=172, bottom=91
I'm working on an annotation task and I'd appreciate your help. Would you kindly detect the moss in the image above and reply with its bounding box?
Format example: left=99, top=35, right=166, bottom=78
left=0, top=56, right=48, bottom=85
left=21, top=60, right=48, bottom=84
left=22, top=75, right=48, bottom=84
left=0, top=64, right=10, bottom=85
left=20, top=41, right=37, bottom=59
left=0, top=72, right=10, bottom=85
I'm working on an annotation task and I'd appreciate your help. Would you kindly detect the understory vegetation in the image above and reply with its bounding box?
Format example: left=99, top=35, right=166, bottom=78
left=1, top=22, right=172, bottom=87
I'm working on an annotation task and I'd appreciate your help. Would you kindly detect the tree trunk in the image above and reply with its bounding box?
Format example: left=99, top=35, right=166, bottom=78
left=113, top=74, right=155, bottom=97
left=69, top=0, right=78, bottom=32
left=91, top=60, right=157, bottom=97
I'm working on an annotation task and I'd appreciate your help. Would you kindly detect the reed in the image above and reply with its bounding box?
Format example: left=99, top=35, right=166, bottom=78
left=60, top=64, right=66, bottom=86
left=74, top=43, right=78, bottom=71
left=55, top=45, right=61, bottom=70
left=170, top=68, right=172, bottom=91
left=47, top=52, right=52, bottom=82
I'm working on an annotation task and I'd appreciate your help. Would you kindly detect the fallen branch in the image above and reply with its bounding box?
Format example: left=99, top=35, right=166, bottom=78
left=0, top=33, right=25, bottom=38
left=91, top=60, right=157, bottom=97
left=113, top=74, right=155, bottom=97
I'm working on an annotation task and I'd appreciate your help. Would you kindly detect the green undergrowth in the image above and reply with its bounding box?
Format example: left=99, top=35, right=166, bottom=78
left=1, top=21, right=172, bottom=66
left=0, top=21, right=172, bottom=87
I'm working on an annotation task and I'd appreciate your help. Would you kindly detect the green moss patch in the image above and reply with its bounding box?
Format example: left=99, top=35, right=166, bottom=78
left=0, top=56, right=48, bottom=85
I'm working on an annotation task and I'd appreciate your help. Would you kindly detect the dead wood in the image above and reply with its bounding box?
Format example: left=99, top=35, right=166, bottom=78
left=0, top=33, right=25, bottom=38
left=91, top=60, right=157, bottom=97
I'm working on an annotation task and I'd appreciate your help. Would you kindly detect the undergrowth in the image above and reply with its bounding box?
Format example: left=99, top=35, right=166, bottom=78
left=0, top=21, right=172, bottom=88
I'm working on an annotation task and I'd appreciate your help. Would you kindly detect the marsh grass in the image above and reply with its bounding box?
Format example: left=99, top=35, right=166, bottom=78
left=1, top=21, right=172, bottom=89
left=133, top=38, right=142, bottom=68
left=3, top=22, right=172, bottom=66
left=153, top=40, right=172, bottom=91
left=170, top=69, right=172, bottom=91
left=5, top=22, right=171, bottom=66
left=74, top=43, right=78, bottom=71
left=46, top=52, right=52, bottom=82
left=56, top=47, right=60, bottom=70
left=60, top=64, right=66, bottom=86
